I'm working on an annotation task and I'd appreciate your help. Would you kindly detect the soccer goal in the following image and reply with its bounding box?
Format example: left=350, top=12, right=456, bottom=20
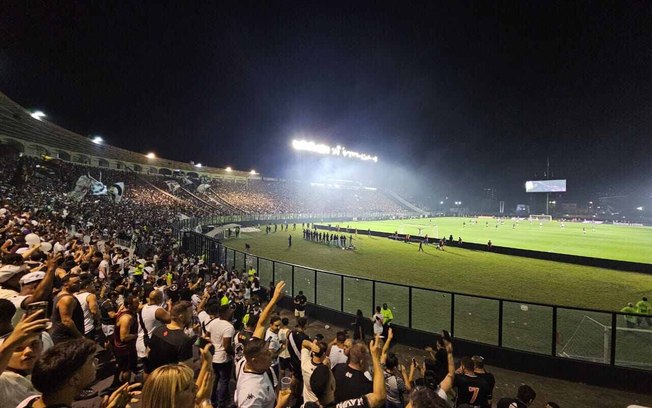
left=558, top=316, right=652, bottom=369
left=529, top=214, right=552, bottom=222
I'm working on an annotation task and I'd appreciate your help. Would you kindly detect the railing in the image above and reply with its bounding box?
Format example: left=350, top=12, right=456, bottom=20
left=182, top=231, right=652, bottom=371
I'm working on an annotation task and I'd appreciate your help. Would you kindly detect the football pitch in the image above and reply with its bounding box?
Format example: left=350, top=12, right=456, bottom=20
left=224, top=226, right=652, bottom=311
left=342, top=217, right=652, bottom=264
left=220, top=221, right=652, bottom=367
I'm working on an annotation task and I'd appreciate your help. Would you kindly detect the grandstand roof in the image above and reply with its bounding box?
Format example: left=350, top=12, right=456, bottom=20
left=0, top=91, right=251, bottom=177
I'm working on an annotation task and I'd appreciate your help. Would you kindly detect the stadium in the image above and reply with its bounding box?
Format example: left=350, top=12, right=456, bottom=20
left=2, top=4, right=652, bottom=408
left=1, top=87, right=651, bottom=408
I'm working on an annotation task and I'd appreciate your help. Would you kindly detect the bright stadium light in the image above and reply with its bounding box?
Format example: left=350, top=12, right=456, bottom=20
left=91, top=136, right=103, bottom=145
left=145, top=152, right=156, bottom=159
left=30, top=110, right=46, bottom=121
left=250, top=169, right=257, bottom=175
left=291, top=139, right=378, bottom=162
left=440, top=201, right=444, bottom=205
left=636, top=206, right=644, bottom=211
left=225, top=166, right=232, bottom=172
left=195, top=163, right=202, bottom=168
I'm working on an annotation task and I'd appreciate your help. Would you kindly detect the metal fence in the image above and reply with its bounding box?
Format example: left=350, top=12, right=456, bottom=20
left=183, top=231, right=652, bottom=371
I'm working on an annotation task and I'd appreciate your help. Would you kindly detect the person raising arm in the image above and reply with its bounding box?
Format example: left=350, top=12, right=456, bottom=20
left=253, top=281, right=286, bottom=339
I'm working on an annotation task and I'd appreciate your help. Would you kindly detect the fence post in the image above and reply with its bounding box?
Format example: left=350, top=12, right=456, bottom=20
left=498, top=299, right=503, bottom=347
left=372, top=281, right=377, bottom=316
left=340, top=275, right=344, bottom=312
left=314, top=270, right=318, bottom=305
left=408, top=286, right=413, bottom=329
left=450, top=293, right=455, bottom=336
left=272, top=261, right=276, bottom=284
left=291, top=265, right=295, bottom=297
left=610, top=313, right=617, bottom=365
left=551, top=306, right=558, bottom=357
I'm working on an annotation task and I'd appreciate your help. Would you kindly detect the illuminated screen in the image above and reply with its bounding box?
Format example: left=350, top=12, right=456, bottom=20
left=525, top=179, right=567, bottom=193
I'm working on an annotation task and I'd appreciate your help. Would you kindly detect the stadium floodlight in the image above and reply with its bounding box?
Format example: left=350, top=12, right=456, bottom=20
left=454, top=201, right=462, bottom=205
left=292, top=139, right=331, bottom=155
left=195, top=163, right=202, bottom=168
left=440, top=201, right=444, bottom=205
left=225, top=166, right=232, bottom=172
left=291, top=139, right=378, bottom=162
left=636, top=206, right=644, bottom=211
left=250, top=169, right=257, bottom=175
left=91, top=136, right=103, bottom=145
left=30, top=110, right=46, bottom=121
left=145, top=152, right=156, bottom=159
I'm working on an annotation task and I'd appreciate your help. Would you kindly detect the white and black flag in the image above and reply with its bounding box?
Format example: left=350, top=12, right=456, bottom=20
left=165, top=180, right=181, bottom=192
left=108, top=182, right=125, bottom=203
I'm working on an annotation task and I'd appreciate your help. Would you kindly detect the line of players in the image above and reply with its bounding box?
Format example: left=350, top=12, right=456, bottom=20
left=303, top=228, right=354, bottom=248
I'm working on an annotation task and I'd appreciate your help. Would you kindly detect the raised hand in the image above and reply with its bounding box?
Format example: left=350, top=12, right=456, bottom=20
left=369, top=335, right=381, bottom=357
left=196, top=369, right=214, bottom=403
left=101, top=382, right=141, bottom=408
left=272, top=281, right=286, bottom=300
left=200, top=342, right=214, bottom=366
left=4, top=310, right=49, bottom=348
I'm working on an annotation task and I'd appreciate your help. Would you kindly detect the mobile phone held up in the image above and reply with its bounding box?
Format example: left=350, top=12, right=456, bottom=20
left=26, top=301, right=48, bottom=317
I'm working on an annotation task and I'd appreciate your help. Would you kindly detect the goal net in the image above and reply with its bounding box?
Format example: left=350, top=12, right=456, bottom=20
left=558, top=316, right=652, bottom=368
left=529, top=214, right=552, bottom=222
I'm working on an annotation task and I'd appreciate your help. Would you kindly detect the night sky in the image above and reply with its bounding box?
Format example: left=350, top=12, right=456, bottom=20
left=1, top=2, right=651, bottom=207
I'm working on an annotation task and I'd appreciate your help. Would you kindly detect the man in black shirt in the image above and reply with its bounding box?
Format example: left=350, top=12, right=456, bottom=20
left=287, top=317, right=310, bottom=372
left=332, top=341, right=372, bottom=403
left=50, top=274, right=85, bottom=344
left=100, top=291, right=118, bottom=340
left=453, top=357, right=492, bottom=408
left=308, top=337, right=385, bottom=408
left=294, top=291, right=308, bottom=318
left=496, top=384, right=536, bottom=408
left=146, top=301, right=195, bottom=373
left=472, top=355, right=495, bottom=408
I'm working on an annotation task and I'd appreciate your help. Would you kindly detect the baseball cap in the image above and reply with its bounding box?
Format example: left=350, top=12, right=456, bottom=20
left=19, top=271, right=46, bottom=285
left=0, top=264, right=29, bottom=283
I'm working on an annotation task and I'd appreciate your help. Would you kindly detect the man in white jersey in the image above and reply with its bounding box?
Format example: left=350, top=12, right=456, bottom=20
left=301, top=338, right=329, bottom=403
left=136, top=290, right=171, bottom=373
left=74, top=274, right=99, bottom=339
left=327, top=331, right=350, bottom=368
left=265, top=315, right=285, bottom=378
left=205, top=303, right=235, bottom=408
left=234, top=281, right=288, bottom=408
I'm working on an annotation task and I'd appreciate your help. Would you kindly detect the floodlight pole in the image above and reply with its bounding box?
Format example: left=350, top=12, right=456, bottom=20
left=545, top=156, right=550, bottom=215
left=546, top=192, right=549, bottom=215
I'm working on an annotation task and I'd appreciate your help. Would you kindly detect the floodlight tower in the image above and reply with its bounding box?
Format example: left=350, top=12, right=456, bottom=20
left=545, top=156, right=550, bottom=215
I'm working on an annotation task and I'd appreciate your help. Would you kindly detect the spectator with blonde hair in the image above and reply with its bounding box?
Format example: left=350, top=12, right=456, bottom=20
left=142, top=343, right=215, bottom=408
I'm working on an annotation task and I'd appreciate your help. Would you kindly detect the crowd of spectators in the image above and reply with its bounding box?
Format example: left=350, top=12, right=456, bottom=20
left=201, top=180, right=409, bottom=216
left=0, top=145, right=563, bottom=408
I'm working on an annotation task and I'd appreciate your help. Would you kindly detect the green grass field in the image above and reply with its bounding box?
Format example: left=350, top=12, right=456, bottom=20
left=341, top=217, right=652, bottom=264
left=217, top=219, right=652, bottom=368
left=225, top=230, right=652, bottom=311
